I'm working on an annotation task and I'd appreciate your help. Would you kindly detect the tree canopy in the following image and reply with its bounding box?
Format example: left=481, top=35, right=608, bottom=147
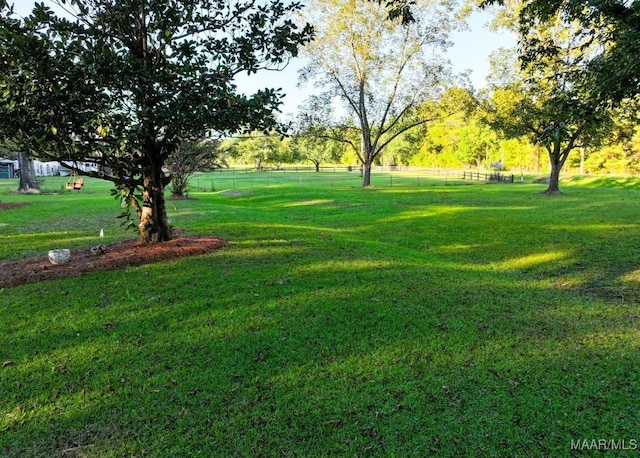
left=483, top=0, right=640, bottom=104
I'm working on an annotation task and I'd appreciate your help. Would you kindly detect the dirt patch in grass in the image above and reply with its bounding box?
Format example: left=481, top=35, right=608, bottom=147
left=0, top=236, right=227, bottom=288
left=0, top=202, right=29, bottom=210
left=220, top=190, right=251, bottom=197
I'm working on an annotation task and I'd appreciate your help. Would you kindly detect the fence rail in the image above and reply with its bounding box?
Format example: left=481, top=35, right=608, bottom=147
left=205, top=165, right=515, bottom=178
left=189, top=166, right=516, bottom=192
left=459, top=171, right=515, bottom=183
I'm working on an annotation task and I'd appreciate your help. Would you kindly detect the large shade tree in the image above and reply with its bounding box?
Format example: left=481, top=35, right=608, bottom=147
left=477, top=0, right=640, bottom=182
left=299, top=0, right=465, bottom=186
left=0, top=0, right=312, bottom=242
left=483, top=9, right=629, bottom=193
left=15, top=151, right=39, bottom=193
left=0, top=141, right=39, bottom=192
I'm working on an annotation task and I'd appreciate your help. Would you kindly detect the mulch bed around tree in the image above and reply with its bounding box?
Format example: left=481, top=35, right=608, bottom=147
left=0, top=236, right=228, bottom=289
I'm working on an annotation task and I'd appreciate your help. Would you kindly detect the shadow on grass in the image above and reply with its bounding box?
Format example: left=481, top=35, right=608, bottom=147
left=3, top=228, right=639, bottom=456
left=3, top=184, right=640, bottom=456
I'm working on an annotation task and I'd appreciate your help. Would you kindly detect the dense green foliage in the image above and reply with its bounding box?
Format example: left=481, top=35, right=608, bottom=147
left=167, top=140, right=226, bottom=197
left=1, top=175, right=639, bottom=456
left=515, top=0, right=640, bottom=103
left=223, top=132, right=295, bottom=171
left=470, top=0, right=640, bottom=191
left=0, top=0, right=312, bottom=241
left=233, top=84, right=640, bottom=179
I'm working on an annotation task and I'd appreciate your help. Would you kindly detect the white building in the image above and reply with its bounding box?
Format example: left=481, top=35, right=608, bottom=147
left=0, top=158, right=100, bottom=178
left=58, top=161, right=100, bottom=176
left=33, top=160, right=60, bottom=176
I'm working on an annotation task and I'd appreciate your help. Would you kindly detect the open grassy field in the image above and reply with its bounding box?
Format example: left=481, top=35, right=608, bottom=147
left=1, top=172, right=639, bottom=456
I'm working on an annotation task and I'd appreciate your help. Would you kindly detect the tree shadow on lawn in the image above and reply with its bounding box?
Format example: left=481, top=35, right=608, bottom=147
left=3, top=236, right=639, bottom=456
left=522, top=222, right=640, bottom=305
left=4, top=186, right=640, bottom=454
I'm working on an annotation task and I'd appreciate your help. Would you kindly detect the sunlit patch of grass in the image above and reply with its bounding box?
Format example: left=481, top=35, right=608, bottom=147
left=297, top=258, right=398, bottom=271
left=562, top=175, right=640, bottom=190
left=618, top=269, right=640, bottom=285
left=283, top=199, right=335, bottom=207
left=492, top=250, right=570, bottom=271
left=379, top=206, right=471, bottom=223
left=430, top=242, right=494, bottom=253
left=2, top=176, right=640, bottom=456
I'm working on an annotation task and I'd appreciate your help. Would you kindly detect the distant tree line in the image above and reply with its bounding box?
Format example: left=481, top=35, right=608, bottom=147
left=219, top=83, right=640, bottom=180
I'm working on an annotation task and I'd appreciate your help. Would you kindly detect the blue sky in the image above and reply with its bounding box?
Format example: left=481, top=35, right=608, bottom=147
left=448, top=9, right=516, bottom=88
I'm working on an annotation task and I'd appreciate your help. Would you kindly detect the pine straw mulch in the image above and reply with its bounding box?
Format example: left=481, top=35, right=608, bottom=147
left=0, top=236, right=228, bottom=289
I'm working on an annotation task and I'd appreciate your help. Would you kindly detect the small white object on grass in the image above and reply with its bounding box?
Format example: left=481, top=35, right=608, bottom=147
left=100, top=229, right=104, bottom=238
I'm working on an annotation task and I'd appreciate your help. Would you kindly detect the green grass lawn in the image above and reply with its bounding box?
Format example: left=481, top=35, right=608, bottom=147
left=1, top=173, right=639, bottom=456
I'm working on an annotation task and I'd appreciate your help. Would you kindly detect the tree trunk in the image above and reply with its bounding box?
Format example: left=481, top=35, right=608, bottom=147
left=314, top=161, right=320, bottom=172
left=358, top=81, right=374, bottom=188
left=545, top=160, right=562, bottom=194
left=17, top=151, right=40, bottom=193
left=362, top=161, right=372, bottom=187
left=138, top=162, right=172, bottom=243
left=543, top=142, right=565, bottom=195
left=360, top=133, right=373, bottom=187
left=171, top=172, right=189, bottom=197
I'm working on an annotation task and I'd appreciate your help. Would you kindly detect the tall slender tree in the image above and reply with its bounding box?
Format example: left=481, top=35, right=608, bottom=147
left=299, top=0, right=465, bottom=186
